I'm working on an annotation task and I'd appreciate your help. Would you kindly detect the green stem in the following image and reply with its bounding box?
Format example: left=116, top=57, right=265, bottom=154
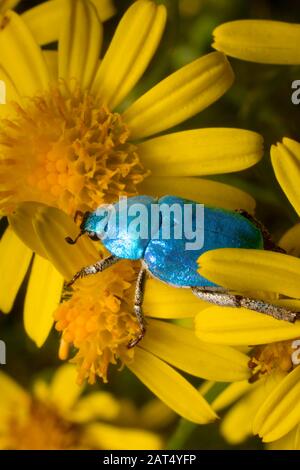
left=167, top=382, right=229, bottom=450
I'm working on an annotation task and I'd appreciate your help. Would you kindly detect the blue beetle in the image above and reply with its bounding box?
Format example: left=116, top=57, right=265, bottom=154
left=66, top=195, right=297, bottom=347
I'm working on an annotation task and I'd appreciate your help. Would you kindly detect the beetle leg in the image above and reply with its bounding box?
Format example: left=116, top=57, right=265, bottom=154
left=236, top=209, right=286, bottom=253
left=191, top=287, right=297, bottom=323
left=67, top=255, right=119, bottom=287
left=128, top=268, right=147, bottom=348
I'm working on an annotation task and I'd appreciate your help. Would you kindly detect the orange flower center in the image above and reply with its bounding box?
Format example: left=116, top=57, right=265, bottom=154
left=5, top=400, right=85, bottom=450
left=54, top=257, right=141, bottom=384
left=248, top=340, right=297, bottom=382
left=0, top=84, right=148, bottom=215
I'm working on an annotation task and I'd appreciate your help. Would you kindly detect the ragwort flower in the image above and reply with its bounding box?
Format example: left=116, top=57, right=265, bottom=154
left=203, top=14, right=300, bottom=447
left=0, top=0, right=265, bottom=425
left=11, top=202, right=251, bottom=424
left=0, top=364, right=162, bottom=450
left=195, top=139, right=300, bottom=445
left=0, top=0, right=263, bottom=322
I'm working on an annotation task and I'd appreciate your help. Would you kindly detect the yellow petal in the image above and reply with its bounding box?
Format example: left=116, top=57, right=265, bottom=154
left=221, top=373, right=279, bottom=445
left=0, top=10, right=49, bottom=96
left=139, top=129, right=263, bottom=176
left=24, top=254, right=64, bottom=347
left=32, top=205, right=99, bottom=280
left=271, top=138, right=300, bottom=217
left=90, top=0, right=116, bottom=22
left=141, top=176, right=256, bottom=213
left=9, top=202, right=48, bottom=257
left=22, top=0, right=115, bottom=45
left=198, top=380, right=214, bottom=397
left=48, top=364, right=83, bottom=412
left=85, top=422, right=162, bottom=450
left=0, top=371, right=29, bottom=417
left=92, top=0, right=166, bottom=109
left=123, top=51, right=234, bottom=139
left=198, top=248, right=300, bottom=298
left=43, top=51, right=58, bottom=82
left=268, top=424, right=300, bottom=450
left=0, top=65, right=18, bottom=99
left=140, top=399, right=175, bottom=429
left=0, top=0, right=20, bottom=12
left=213, top=20, right=300, bottom=64
left=22, top=0, right=113, bottom=46
left=141, top=319, right=249, bottom=381
left=59, top=0, right=103, bottom=90
left=128, top=347, right=217, bottom=424
left=0, top=227, right=32, bottom=313
left=144, top=278, right=207, bottom=319
left=22, top=0, right=64, bottom=45
left=280, top=223, right=300, bottom=257
left=221, top=395, right=255, bottom=444
left=0, top=64, right=20, bottom=118
left=212, top=380, right=253, bottom=411
left=70, top=392, right=121, bottom=423
left=253, top=367, right=300, bottom=442
left=195, top=307, right=300, bottom=345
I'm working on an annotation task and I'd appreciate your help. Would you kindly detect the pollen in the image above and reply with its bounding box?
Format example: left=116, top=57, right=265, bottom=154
left=6, top=400, right=85, bottom=450
left=0, top=84, right=148, bottom=216
left=248, top=340, right=297, bottom=382
left=54, top=257, right=141, bottom=384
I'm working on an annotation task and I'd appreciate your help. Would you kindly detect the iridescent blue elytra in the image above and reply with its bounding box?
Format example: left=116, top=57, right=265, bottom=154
left=82, top=195, right=263, bottom=288
left=66, top=195, right=297, bottom=347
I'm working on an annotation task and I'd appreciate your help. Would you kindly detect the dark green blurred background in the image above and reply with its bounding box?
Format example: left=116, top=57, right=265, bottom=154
left=1, top=0, right=300, bottom=449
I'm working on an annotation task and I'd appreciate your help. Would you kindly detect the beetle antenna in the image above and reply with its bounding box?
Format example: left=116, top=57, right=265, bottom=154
left=65, top=231, right=85, bottom=245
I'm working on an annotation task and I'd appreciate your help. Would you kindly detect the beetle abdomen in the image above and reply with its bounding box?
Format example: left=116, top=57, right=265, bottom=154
left=144, top=202, right=263, bottom=287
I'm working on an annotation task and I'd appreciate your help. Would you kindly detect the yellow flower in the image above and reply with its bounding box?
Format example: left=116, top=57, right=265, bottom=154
left=0, top=0, right=264, bottom=426
left=195, top=185, right=300, bottom=444
left=11, top=201, right=252, bottom=424
left=193, top=126, right=300, bottom=446
left=0, top=364, right=163, bottom=450
left=208, top=370, right=300, bottom=449
left=0, top=1, right=263, bottom=217
left=0, top=0, right=263, bottom=317
left=201, top=378, right=279, bottom=446
left=212, top=19, right=300, bottom=64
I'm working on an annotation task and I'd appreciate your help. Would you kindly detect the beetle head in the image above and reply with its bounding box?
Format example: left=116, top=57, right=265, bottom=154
left=65, top=207, right=111, bottom=245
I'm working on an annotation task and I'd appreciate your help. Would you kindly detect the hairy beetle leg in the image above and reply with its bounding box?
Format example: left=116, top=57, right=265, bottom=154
left=192, top=287, right=297, bottom=323
left=67, top=255, right=120, bottom=287
left=127, top=268, right=147, bottom=348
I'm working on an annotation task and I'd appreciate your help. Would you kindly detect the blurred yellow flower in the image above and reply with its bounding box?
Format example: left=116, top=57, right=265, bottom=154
left=212, top=19, right=300, bottom=64
left=9, top=202, right=252, bottom=424
left=0, top=0, right=266, bottom=430
left=195, top=148, right=300, bottom=445
left=0, top=364, right=163, bottom=450
left=0, top=0, right=263, bottom=317
left=0, top=0, right=115, bottom=43
left=0, top=0, right=20, bottom=13
left=209, top=372, right=300, bottom=449
left=204, top=20, right=300, bottom=448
